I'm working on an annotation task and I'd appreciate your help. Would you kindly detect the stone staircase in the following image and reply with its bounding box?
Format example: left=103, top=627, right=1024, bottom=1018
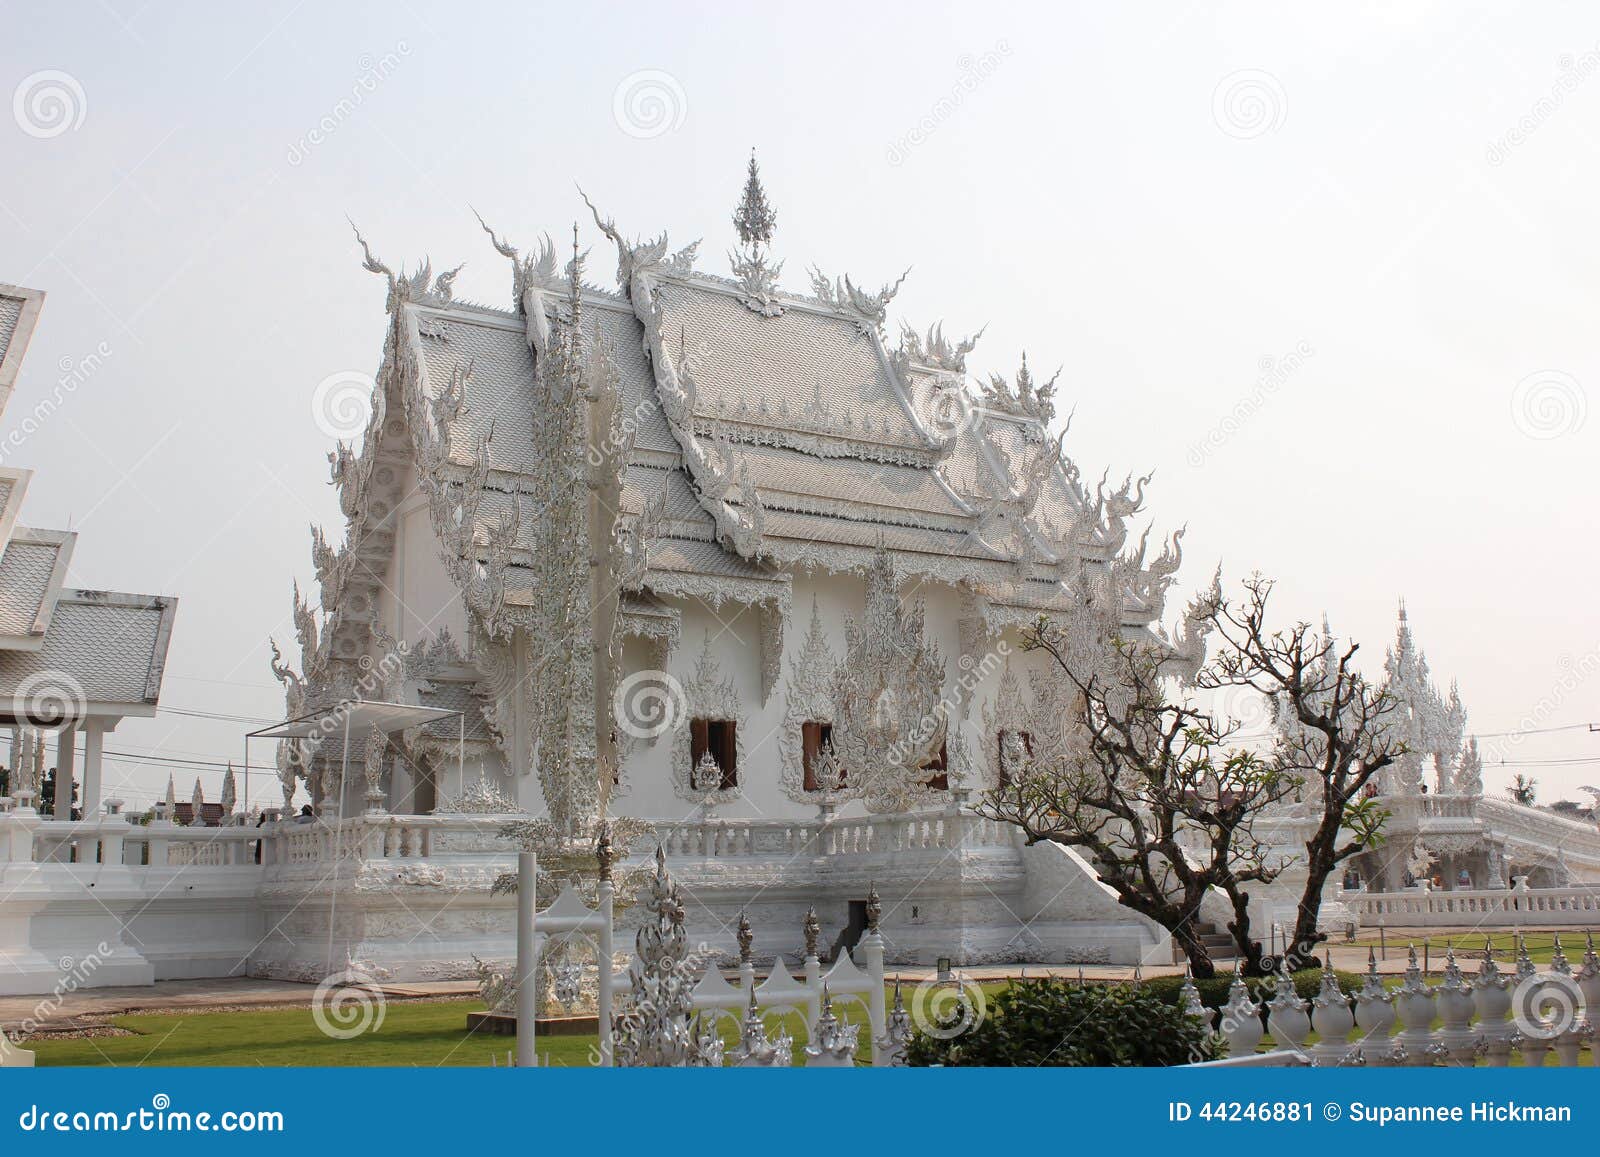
left=1193, top=921, right=1238, bottom=963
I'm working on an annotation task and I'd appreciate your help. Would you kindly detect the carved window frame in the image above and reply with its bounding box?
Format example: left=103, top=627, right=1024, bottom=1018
left=670, top=635, right=746, bottom=805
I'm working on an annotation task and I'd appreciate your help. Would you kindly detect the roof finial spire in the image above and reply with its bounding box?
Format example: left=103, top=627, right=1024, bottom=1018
left=732, top=148, right=777, bottom=248
left=728, top=149, right=786, bottom=317
left=568, top=220, right=583, bottom=330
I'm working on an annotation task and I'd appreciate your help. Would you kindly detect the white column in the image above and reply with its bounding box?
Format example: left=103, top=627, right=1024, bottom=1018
left=54, top=727, right=76, bottom=820
left=516, top=851, right=539, bottom=1067
left=81, top=721, right=106, bottom=818
left=597, top=877, right=614, bottom=1067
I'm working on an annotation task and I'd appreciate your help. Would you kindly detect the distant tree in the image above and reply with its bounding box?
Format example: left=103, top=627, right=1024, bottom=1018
left=38, top=766, right=80, bottom=819
left=1548, top=798, right=1584, bottom=818
left=1510, top=774, right=1537, bottom=807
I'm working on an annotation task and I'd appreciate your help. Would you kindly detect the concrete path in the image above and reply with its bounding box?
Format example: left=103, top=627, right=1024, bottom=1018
left=12, top=924, right=1590, bottom=1032
left=0, top=977, right=477, bottom=1034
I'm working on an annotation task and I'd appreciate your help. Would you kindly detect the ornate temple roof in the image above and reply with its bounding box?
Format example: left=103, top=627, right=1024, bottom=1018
left=359, top=160, right=1187, bottom=631
left=291, top=158, right=1201, bottom=723
left=0, top=284, right=177, bottom=721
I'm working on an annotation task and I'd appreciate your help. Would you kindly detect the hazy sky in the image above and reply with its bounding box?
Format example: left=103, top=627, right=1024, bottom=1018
left=2, top=1, right=1596, bottom=810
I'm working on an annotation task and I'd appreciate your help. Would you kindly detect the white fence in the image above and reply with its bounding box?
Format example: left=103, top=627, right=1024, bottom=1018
left=1188, top=942, right=1600, bottom=1067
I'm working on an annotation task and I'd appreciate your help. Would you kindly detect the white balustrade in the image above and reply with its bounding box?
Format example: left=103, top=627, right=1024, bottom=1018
left=1355, top=883, right=1600, bottom=928
left=1191, top=936, right=1600, bottom=1067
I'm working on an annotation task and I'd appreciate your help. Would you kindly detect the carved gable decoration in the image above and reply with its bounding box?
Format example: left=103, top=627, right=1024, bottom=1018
left=778, top=597, right=840, bottom=802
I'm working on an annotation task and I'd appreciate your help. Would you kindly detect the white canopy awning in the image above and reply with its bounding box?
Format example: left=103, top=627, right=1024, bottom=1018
left=245, top=700, right=461, bottom=740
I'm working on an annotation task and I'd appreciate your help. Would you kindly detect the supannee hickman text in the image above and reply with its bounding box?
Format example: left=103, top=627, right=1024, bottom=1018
left=1346, top=1102, right=1572, bottom=1127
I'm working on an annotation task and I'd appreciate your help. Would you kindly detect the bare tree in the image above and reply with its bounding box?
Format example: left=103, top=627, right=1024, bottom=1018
left=977, top=620, right=1297, bottom=978
left=1201, top=576, right=1400, bottom=965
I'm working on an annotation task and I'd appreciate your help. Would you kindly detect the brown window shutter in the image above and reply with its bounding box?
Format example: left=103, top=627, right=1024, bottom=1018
left=802, top=721, right=821, bottom=791
left=690, top=718, right=710, bottom=768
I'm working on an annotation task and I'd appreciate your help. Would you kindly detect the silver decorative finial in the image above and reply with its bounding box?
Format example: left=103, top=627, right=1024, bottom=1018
left=732, top=149, right=777, bottom=246
left=737, top=909, right=753, bottom=964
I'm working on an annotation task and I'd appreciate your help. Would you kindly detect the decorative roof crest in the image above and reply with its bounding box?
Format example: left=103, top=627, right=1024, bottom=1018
left=808, top=265, right=910, bottom=336
left=728, top=151, right=784, bottom=317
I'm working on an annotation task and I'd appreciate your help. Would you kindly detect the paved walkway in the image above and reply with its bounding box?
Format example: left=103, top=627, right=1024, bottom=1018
left=11, top=926, right=1588, bottom=1032
left=0, top=977, right=477, bottom=1034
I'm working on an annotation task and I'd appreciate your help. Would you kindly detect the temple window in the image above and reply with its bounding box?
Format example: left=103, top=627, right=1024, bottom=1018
left=690, top=717, right=738, bottom=789
left=922, top=739, right=949, bottom=791
left=801, top=721, right=835, bottom=791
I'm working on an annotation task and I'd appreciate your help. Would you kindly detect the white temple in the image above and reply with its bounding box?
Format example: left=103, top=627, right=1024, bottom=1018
left=262, top=159, right=1208, bottom=971
left=0, top=164, right=1596, bottom=997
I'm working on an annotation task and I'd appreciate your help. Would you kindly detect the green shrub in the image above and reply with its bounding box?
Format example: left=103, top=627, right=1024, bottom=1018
left=906, top=977, right=1221, bottom=1067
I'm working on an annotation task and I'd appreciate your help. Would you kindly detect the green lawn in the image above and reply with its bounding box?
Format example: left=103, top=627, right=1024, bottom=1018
left=26, top=991, right=902, bottom=1068
left=1349, top=931, right=1599, bottom=968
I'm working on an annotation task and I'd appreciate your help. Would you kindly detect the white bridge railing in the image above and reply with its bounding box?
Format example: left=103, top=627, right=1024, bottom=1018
left=1353, top=882, right=1600, bottom=928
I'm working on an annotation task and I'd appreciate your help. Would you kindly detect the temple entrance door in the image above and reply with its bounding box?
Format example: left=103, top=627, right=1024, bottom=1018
left=828, top=900, right=869, bottom=962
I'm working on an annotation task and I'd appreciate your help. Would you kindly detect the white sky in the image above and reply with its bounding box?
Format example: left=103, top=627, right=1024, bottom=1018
left=1, top=1, right=1596, bottom=811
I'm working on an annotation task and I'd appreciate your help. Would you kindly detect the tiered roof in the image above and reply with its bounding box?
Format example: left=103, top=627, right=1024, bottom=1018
left=0, top=283, right=177, bottom=724
left=290, top=162, right=1200, bottom=738
left=392, top=169, right=1186, bottom=624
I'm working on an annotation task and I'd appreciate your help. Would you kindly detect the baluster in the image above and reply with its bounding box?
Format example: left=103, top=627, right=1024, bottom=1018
left=1394, top=945, right=1439, bottom=1065
left=1473, top=939, right=1514, bottom=1065
left=1435, top=945, right=1477, bottom=1065
left=1355, top=948, right=1398, bottom=1065
left=1512, top=936, right=1554, bottom=1067
left=1265, top=960, right=1311, bottom=1057
left=1549, top=936, right=1586, bottom=1067
left=1219, top=968, right=1262, bottom=1058
left=1309, top=960, right=1355, bottom=1066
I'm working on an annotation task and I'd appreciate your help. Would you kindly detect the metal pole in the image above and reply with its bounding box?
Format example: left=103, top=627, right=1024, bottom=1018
left=597, top=876, right=613, bottom=1067
left=516, top=850, right=538, bottom=1067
